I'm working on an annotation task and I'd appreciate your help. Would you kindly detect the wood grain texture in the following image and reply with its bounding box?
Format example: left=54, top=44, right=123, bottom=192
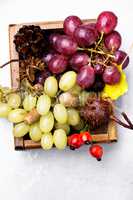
left=9, top=19, right=117, bottom=150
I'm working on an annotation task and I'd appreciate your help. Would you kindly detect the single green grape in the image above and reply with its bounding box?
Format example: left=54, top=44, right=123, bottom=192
left=72, top=119, right=85, bottom=131
left=39, top=111, right=54, bottom=133
left=79, top=91, right=90, bottom=106
left=67, top=108, right=80, bottom=126
left=8, top=108, right=26, bottom=123
left=68, top=84, right=82, bottom=95
left=41, top=133, right=53, bottom=150
left=13, top=122, right=30, bottom=138
left=53, top=129, right=67, bottom=150
left=37, top=94, right=51, bottom=115
left=55, top=122, right=70, bottom=135
left=0, top=91, right=2, bottom=101
left=0, top=103, right=12, bottom=118
left=44, top=76, right=58, bottom=97
left=8, top=93, right=21, bottom=109
left=23, top=94, right=37, bottom=111
left=53, top=104, right=68, bottom=124
left=29, top=123, right=42, bottom=142
left=59, top=71, right=77, bottom=91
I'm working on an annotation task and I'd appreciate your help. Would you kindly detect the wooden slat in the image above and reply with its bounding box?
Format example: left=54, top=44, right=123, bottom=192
left=9, top=19, right=118, bottom=150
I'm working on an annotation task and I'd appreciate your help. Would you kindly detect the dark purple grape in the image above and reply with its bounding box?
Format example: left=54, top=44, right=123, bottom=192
left=69, top=52, right=89, bottom=71
left=94, top=63, right=105, bottom=75
left=49, top=33, right=61, bottom=48
left=55, top=35, right=77, bottom=55
left=96, top=11, right=118, bottom=34
left=77, top=65, right=95, bottom=88
left=93, top=56, right=105, bottom=75
left=81, top=23, right=99, bottom=38
left=74, top=26, right=97, bottom=47
left=63, top=15, right=82, bottom=37
left=35, top=69, right=52, bottom=85
left=48, top=54, right=68, bottom=74
left=104, top=31, right=121, bottom=52
left=114, top=50, right=129, bottom=69
left=103, top=65, right=121, bottom=85
left=42, top=51, right=57, bottom=65
left=87, top=76, right=105, bottom=92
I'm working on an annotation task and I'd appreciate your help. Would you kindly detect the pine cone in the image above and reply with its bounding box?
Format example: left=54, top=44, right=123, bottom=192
left=14, top=25, right=46, bottom=59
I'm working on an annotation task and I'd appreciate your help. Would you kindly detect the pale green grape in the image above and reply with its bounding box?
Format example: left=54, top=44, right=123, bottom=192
left=44, top=76, right=58, bottom=97
left=0, top=103, right=12, bottom=118
left=59, top=71, right=77, bottom=91
left=37, top=94, right=51, bottom=115
left=39, top=111, right=54, bottom=133
left=68, top=84, right=82, bottom=95
left=73, top=119, right=85, bottom=130
left=53, top=129, right=67, bottom=150
left=13, top=122, right=30, bottom=138
left=8, top=108, right=26, bottom=123
left=53, top=104, right=68, bottom=124
left=29, top=123, right=42, bottom=142
left=59, top=92, right=78, bottom=107
left=23, top=94, right=37, bottom=111
left=41, top=133, right=53, bottom=150
left=55, top=122, right=70, bottom=135
left=67, top=108, right=80, bottom=126
left=79, top=91, right=90, bottom=106
left=8, top=93, right=21, bottom=109
left=0, top=91, right=2, bottom=101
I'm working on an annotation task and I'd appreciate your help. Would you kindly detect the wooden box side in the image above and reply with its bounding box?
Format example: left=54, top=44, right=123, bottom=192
left=9, top=19, right=117, bottom=150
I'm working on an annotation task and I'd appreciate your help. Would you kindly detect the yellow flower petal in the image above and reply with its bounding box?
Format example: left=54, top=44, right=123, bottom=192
left=101, top=68, right=128, bottom=100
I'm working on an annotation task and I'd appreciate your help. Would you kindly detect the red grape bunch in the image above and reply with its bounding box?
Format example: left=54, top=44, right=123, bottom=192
left=38, top=11, right=129, bottom=92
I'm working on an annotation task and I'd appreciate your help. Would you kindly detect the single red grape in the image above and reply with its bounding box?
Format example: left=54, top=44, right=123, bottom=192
left=42, top=51, right=57, bottom=65
left=74, top=26, right=97, bottom=47
left=81, top=23, right=99, bottom=38
left=114, top=50, right=129, bottom=69
left=96, top=11, right=118, bottom=34
left=63, top=15, right=82, bottom=37
left=69, top=52, right=89, bottom=71
left=55, top=35, right=77, bottom=55
left=103, top=65, right=121, bottom=85
left=35, top=69, right=52, bottom=85
left=77, top=65, right=95, bottom=89
left=48, top=54, right=68, bottom=74
left=104, top=31, right=121, bottom=52
left=87, top=75, right=105, bottom=92
left=94, top=64, right=105, bottom=75
left=49, top=33, right=61, bottom=48
left=93, top=56, right=105, bottom=75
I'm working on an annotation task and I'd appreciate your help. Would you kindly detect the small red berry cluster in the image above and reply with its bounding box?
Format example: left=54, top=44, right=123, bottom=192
left=68, top=132, right=103, bottom=161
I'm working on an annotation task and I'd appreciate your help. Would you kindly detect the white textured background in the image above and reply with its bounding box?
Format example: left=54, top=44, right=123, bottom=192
left=0, top=0, right=133, bottom=199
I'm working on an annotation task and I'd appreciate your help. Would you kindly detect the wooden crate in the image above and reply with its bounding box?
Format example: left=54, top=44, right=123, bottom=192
left=9, top=19, right=117, bottom=150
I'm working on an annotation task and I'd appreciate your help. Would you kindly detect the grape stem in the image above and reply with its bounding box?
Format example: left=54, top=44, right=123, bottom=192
left=95, top=32, right=104, bottom=49
left=120, top=54, right=129, bottom=67
left=91, top=60, right=108, bottom=68
left=0, top=59, right=19, bottom=68
left=78, top=47, right=114, bottom=58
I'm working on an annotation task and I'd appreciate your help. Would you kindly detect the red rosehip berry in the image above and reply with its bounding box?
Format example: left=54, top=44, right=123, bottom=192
left=80, top=131, right=92, bottom=145
left=89, top=145, right=103, bottom=161
left=68, top=134, right=82, bottom=150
